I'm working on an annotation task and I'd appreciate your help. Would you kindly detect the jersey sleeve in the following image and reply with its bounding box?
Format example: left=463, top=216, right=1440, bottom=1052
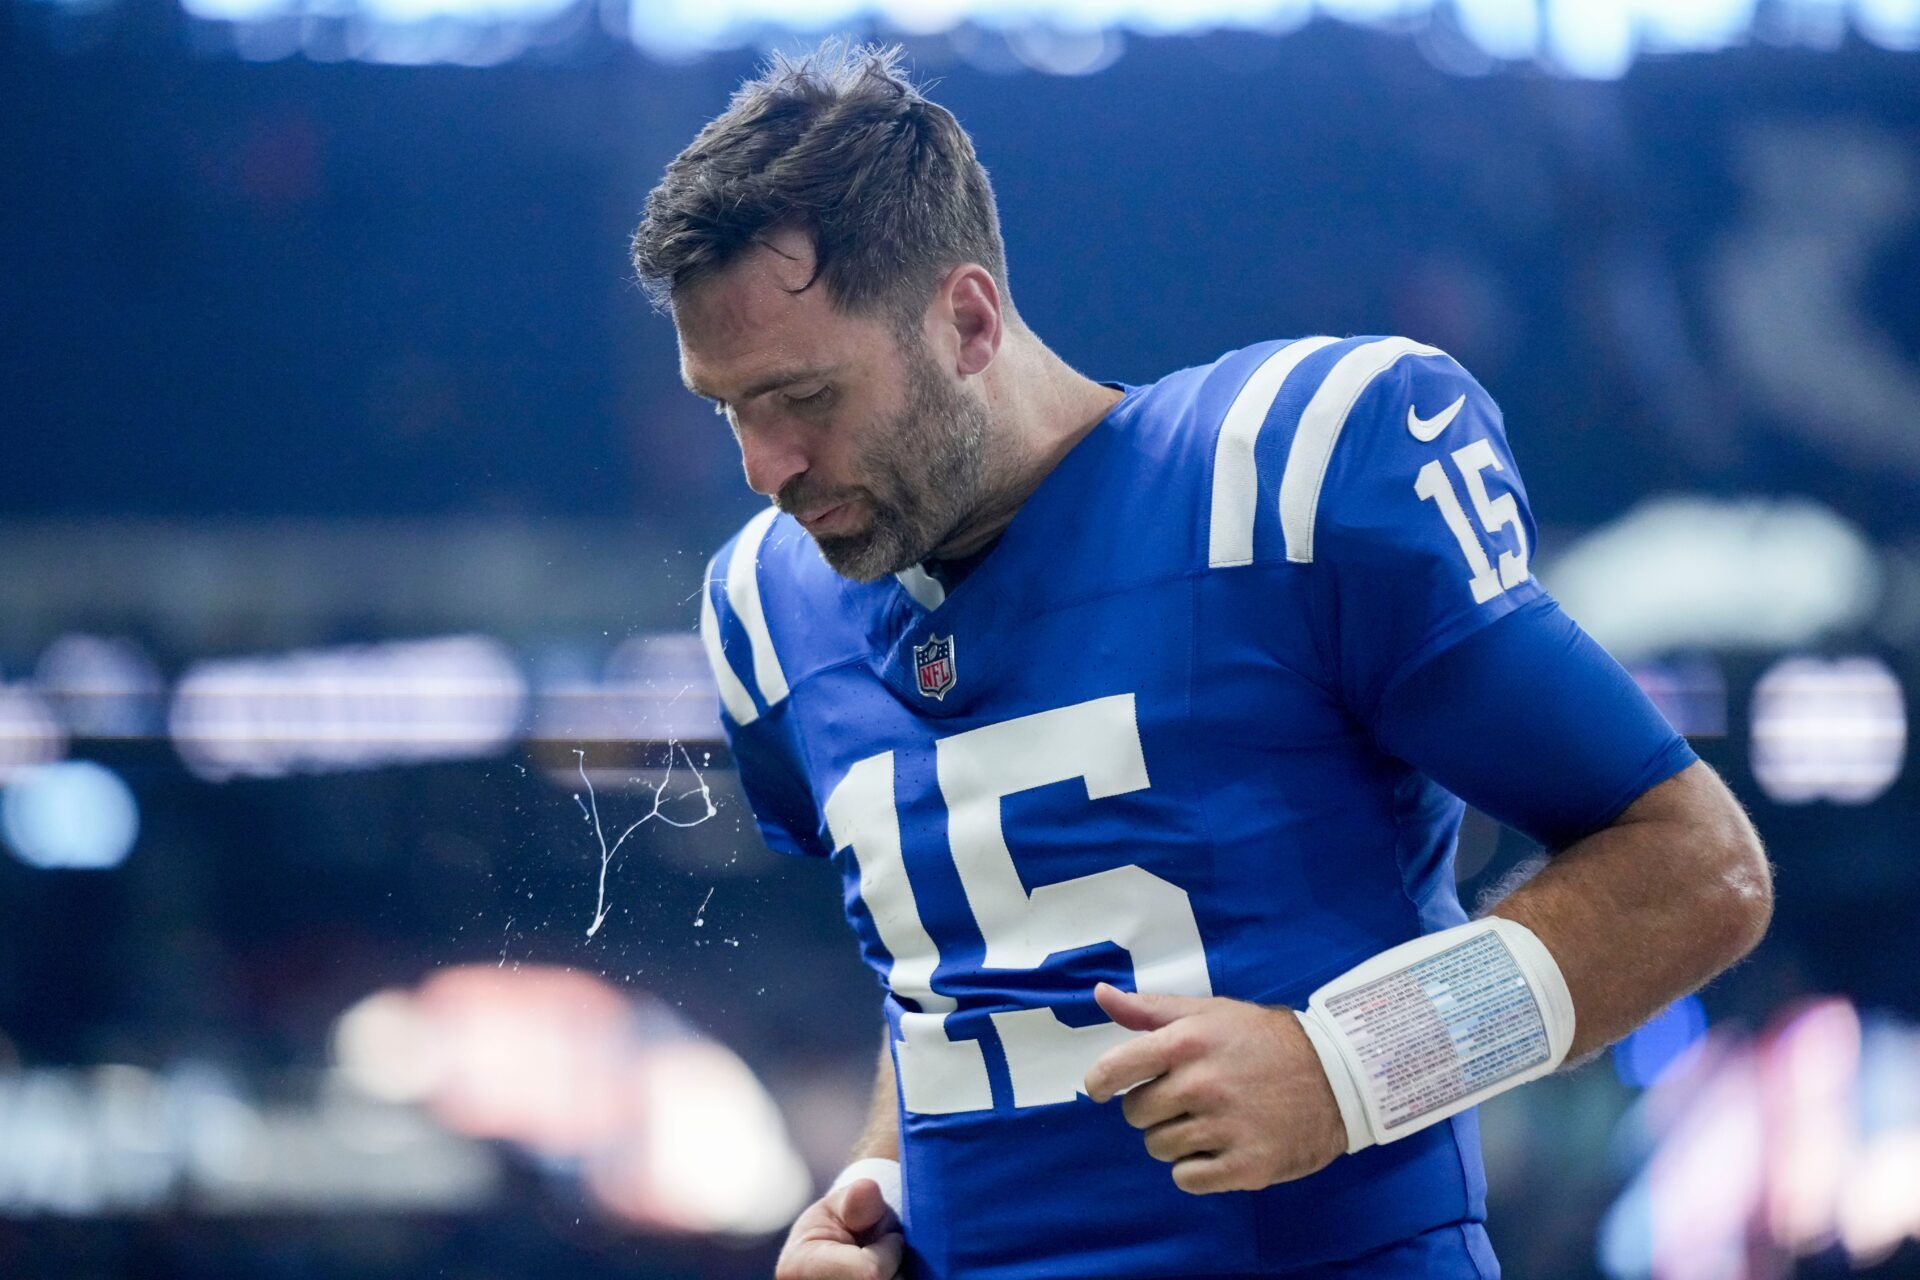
left=1373, top=594, right=1699, bottom=849
left=698, top=539, right=828, bottom=860
left=1300, top=341, right=1695, bottom=845
left=1304, top=344, right=1546, bottom=718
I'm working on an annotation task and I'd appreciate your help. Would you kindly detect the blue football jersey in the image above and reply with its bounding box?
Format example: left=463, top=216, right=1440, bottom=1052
left=700, top=336, right=1545, bottom=1279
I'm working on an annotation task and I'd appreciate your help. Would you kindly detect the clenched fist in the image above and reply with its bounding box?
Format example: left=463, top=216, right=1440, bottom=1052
left=1083, top=982, right=1349, bottom=1195
left=774, top=1176, right=904, bottom=1280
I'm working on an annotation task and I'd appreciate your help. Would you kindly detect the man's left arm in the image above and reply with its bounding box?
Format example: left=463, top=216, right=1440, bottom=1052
left=1485, top=758, right=1771, bottom=1064
left=1084, top=598, right=1772, bottom=1192
left=1085, top=345, right=1772, bottom=1192
left=1368, top=589, right=1774, bottom=1066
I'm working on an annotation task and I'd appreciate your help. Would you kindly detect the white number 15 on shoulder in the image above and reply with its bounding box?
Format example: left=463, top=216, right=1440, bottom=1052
left=1413, top=438, right=1531, bottom=604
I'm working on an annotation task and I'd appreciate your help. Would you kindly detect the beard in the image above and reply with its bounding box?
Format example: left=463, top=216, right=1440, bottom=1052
left=791, top=338, right=996, bottom=583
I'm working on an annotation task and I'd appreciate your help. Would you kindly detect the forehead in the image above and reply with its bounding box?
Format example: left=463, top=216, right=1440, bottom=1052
left=674, top=231, right=881, bottom=395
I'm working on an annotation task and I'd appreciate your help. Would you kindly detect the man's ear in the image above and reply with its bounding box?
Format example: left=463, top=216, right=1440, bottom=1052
left=935, top=263, right=1003, bottom=378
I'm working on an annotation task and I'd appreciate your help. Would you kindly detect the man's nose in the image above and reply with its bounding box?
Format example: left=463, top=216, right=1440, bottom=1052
left=737, top=419, right=809, bottom=499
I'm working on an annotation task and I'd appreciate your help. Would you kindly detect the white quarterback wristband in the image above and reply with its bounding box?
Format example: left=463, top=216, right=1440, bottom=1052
left=828, top=1156, right=903, bottom=1221
left=1293, top=917, right=1576, bottom=1155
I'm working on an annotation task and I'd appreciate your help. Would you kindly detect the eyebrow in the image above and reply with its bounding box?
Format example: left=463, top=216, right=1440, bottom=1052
left=683, top=364, right=839, bottom=404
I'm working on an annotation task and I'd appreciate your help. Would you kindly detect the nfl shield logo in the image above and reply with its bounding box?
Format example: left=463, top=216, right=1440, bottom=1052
left=914, top=634, right=957, bottom=701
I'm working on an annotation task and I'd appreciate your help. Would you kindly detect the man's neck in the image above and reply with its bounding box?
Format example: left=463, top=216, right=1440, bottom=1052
left=927, top=334, right=1126, bottom=562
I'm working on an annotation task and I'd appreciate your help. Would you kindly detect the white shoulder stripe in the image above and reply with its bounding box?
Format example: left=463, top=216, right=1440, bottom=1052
left=725, top=506, right=790, bottom=707
left=699, top=575, right=759, bottom=725
left=1208, top=336, right=1342, bottom=568
left=1279, top=337, right=1444, bottom=564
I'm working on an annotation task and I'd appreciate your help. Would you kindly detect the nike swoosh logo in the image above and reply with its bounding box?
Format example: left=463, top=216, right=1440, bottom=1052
left=1407, top=394, right=1466, bottom=442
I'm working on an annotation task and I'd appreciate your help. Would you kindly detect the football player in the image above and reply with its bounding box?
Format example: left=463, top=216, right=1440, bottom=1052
left=630, top=42, right=1772, bottom=1280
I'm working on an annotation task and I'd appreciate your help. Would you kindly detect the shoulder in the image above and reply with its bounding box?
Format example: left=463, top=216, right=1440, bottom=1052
left=1191, top=335, right=1507, bottom=569
left=698, top=506, right=848, bottom=726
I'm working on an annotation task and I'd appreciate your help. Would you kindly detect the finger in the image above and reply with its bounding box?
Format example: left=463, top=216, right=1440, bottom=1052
left=1084, top=1029, right=1177, bottom=1105
left=1171, top=1152, right=1244, bottom=1196
left=792, top=1184, right=884, bottom=1248
left=1143, top=1114, right=1216, bottom=1163
left=1119, top=1072, right=1190, bottom=1131
left=1093, top=982, right=1212, bottom=1033
left=1087, top=1007, right=1214, bottom=1104
left=863, top=1230, right=905, bottom=1279
left=832, top=1179, right=895, bottom=1237
left=779, top=1238, right=893, bottom=1280
left=788, top=1198, right=856, bottom=1248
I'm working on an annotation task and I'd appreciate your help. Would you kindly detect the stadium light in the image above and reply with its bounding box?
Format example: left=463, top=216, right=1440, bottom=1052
left=0, top=685, right=66, bottom=785
left=528, top=632, right=721, bottom=764
left=0, top=760, right=139, bottom=872
left=34, top=635, right=167, bottom=740
left=141, top=0, right=1920, bottom=73
left=1545, top=497, right=1880, bottom=662
left=1750, top=655, right=1906, bottom=805
left=168, top=635, right=527, bottom=781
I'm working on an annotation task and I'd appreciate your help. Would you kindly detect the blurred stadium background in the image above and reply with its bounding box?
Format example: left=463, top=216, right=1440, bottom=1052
left=3, top=0, right=1920, bottom=1275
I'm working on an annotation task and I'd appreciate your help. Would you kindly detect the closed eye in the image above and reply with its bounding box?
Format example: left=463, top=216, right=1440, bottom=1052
left=782, top=385, right=833, bottom=409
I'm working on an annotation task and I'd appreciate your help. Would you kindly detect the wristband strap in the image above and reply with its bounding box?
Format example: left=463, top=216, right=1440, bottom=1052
left=1294, top=1006, right=1371, bottom=1154
left=1295, top=916, right=1575, bottom=1153
left=828, top=1156, right=902, bottom=1221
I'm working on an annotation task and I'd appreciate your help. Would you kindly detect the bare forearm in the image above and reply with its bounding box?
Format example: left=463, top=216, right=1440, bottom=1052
left=1488, top=760, right=1773, bottom=1063
left=850, top=1035, right=900, bottom=1162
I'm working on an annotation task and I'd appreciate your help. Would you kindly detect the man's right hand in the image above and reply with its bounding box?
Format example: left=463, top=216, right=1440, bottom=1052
left=774, top=1177, right=904, bottom=1280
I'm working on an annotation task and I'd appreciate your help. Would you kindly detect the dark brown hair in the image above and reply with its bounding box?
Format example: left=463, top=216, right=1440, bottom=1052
left=630, top=41, right=1012, bottom=333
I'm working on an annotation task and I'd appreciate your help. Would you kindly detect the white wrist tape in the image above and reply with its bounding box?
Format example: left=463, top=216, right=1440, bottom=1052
left=1293, top=917, right=1575, bottom=1154
left=828, top=1156, right=902, bottom=1221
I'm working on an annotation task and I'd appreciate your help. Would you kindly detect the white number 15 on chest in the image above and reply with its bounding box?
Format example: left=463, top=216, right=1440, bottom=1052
left=823, top=693, right=1213, bottom=1115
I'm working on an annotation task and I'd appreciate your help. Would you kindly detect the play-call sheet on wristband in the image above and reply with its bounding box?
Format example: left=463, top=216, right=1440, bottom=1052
left=1324, top=932, right=1551, bottom=1132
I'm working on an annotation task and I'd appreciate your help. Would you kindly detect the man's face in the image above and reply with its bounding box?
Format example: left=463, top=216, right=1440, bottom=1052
left=674, top=228, right=994, bottom=583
